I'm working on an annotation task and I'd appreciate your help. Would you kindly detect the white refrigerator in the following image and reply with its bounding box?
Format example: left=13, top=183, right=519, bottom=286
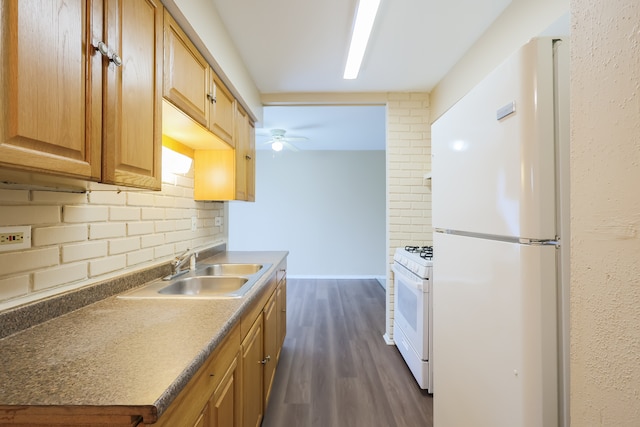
left=431, top=37, right=569, bottom=427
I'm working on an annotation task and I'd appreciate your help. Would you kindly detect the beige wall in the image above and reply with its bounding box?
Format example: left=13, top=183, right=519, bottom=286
left=430, top=0, right=569, bottom=122
left=0, top=170, right=226, bottom=312
left=570, top=1, right=640, bottom=425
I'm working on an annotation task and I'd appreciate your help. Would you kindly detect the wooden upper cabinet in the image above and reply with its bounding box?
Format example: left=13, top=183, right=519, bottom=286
left=163, top=10, right=209, bottom=127
left=247, top=119, right=256, bottom=201
left=209, top=73, right=235, bottom=147
left=234, top=105, right=255, bottom=201
left=0, top=0, right=102, bottom=180
left=194, top=106, right=255, bottom=202
left=163, top=9, right=236, bottom=149
left=235, top=106, right=249, bottom=201
left=0, top=0, right=162, bottom=189
left=102, top=0, right=163, bottom=190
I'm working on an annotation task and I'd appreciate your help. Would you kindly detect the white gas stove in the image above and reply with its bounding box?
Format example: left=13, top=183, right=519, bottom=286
left=392, top=245, right=434, bottom=392
left=393, top=246, right=434, bottom=279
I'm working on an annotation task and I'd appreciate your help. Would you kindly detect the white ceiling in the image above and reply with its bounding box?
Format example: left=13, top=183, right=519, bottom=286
left=210, top=0, right=514, bottom=150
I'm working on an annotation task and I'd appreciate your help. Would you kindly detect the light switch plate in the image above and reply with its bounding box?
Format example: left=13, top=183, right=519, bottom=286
left=214, top=217, right=222, bottom=226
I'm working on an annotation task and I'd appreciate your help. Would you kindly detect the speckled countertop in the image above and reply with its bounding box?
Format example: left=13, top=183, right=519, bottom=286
left=0, top=250, right=288, bottom=423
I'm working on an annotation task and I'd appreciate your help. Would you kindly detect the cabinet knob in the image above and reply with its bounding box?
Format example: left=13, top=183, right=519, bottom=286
left=111, top=53, right=122, bottom=67
left=95, top=41, right=109, bottom=57
left=245, top=155, right=252, bottom=160
left=206, top=93, right=216, bottom=104
left=93, top=41, right=122, bottom=67
left=260, top=355, right=271, bottom=365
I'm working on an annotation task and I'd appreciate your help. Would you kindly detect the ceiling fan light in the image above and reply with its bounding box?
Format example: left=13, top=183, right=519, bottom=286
left=272, top=141, right=284, bottom=152
left=344, top=0, right=381, bottom=79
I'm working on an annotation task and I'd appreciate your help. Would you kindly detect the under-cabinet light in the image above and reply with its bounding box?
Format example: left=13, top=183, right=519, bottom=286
left=343, top=0, right=381, bottom=79
left=162, top=146, right=193, bottom=175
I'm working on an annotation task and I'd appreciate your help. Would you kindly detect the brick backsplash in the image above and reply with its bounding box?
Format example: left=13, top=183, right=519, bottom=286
left=0, top=169, right=226, bottom=311
left=385, top=92, right=432, bottom=341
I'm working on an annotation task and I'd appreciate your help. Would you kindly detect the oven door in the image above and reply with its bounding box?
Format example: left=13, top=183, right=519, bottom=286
left=392, top=263, right=429, bottom=358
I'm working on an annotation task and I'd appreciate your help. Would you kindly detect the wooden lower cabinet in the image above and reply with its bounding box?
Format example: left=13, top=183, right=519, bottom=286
left=276, top=273, right=287, bottom=361
left=262, top=291, right=278, bottom=407
left=0, top=260, right=287, bottom=426
left=153, top=270, right=286, bottom=427
left=152, top=324, right=240, bottom=427
left=241, top=315, right=264, bottom=427
left=208, top=352, right=241, bottom=427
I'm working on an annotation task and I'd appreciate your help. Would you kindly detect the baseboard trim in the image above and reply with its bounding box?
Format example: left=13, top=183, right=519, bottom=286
left=383, top=333, right=395, bottom=345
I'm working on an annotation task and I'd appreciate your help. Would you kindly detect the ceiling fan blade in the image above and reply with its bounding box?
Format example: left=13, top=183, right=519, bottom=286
left=283, top=135, right=308, bottom=142
left=282, top=140, right=299, bottom=152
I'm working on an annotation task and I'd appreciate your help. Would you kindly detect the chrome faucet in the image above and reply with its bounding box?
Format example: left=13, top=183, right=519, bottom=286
left=164, top=248, right=198, bottom=280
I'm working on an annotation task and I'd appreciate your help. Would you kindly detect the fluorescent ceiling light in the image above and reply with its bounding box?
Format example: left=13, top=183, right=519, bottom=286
left=343, top=0, right=381, bottom=80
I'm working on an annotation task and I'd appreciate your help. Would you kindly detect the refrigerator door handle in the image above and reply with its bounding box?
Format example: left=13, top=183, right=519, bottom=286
left=436, top=229, right=560, bottom=246
left=519, top=238, right=560, bottom=246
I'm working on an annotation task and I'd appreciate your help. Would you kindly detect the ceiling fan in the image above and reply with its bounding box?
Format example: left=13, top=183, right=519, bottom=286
left=259, top=129, right=308, bottom=152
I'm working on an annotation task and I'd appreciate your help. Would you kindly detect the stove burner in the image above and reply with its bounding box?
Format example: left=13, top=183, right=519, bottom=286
left=420, top=246, right=434, bottom=259
left=404, top=245, right=434, bottom=259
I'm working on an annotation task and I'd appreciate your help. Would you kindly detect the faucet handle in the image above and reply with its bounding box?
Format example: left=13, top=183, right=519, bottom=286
left=176, top=248, right=191, bottom=259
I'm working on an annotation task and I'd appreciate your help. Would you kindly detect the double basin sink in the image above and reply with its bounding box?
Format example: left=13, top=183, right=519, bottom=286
left=119, top=263, right=272, bottom=300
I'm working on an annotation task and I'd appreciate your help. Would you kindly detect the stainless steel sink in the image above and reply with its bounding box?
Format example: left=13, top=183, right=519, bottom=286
left=118, top=262, right=272, bottom=300
left=198, top=263, right=263, bottom=276
left=159, top=276, right=249, bottom=296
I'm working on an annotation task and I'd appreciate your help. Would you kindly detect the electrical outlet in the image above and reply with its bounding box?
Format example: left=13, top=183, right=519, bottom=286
left=191, top=216, right=197, bottom=231
left=0, top=226, right=31, bottom=252
left=214, top=217, right=222, bottom=227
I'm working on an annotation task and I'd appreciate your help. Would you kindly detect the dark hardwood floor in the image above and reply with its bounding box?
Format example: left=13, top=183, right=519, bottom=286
left=262, top=278, right=433, bottom=427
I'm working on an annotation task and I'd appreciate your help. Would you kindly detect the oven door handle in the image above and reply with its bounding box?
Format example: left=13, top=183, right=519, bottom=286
left=392, top=264, right=426, bottom=292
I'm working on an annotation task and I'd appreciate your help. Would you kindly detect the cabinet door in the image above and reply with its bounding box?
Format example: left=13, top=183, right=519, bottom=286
left=276, top=276, right=287, bottom=360
left=210, top=353, right=241, bottom=427
left=194, top=149, right=235, bottom=201
left=263, top=291, right=278, bottom=407
left=0, top=0, right=101, bottom=180
left=193, top=408, right=208, bottom=427
left=235, top=106, right=249, bottom=201
left=246, top=120, right=256, bottom=202
left=102, top=0, right=162, bottom=190
left=163, top=10, right=209, bottom=127
left=209, top=73, right=235, bottom=147
left=242, top=316, right=264, bottom=427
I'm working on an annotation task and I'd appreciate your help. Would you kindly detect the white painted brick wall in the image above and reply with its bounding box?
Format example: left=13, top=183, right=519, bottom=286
left=33, top=225, right=88, bottom=246
left=89, top=223, right=126, bottom=240
left=0, top=275, right=29, bottom=300
left=0, top=205, right=61, bottom=225
left=0, top=169, right=227, bottom=310
left=33, top=264, right=87, bottom=291
left=385, top=92, right=432, bottom=341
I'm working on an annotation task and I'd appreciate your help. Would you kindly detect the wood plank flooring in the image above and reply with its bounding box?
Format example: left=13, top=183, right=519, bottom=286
left=262, top=278, right=433, bottom=427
